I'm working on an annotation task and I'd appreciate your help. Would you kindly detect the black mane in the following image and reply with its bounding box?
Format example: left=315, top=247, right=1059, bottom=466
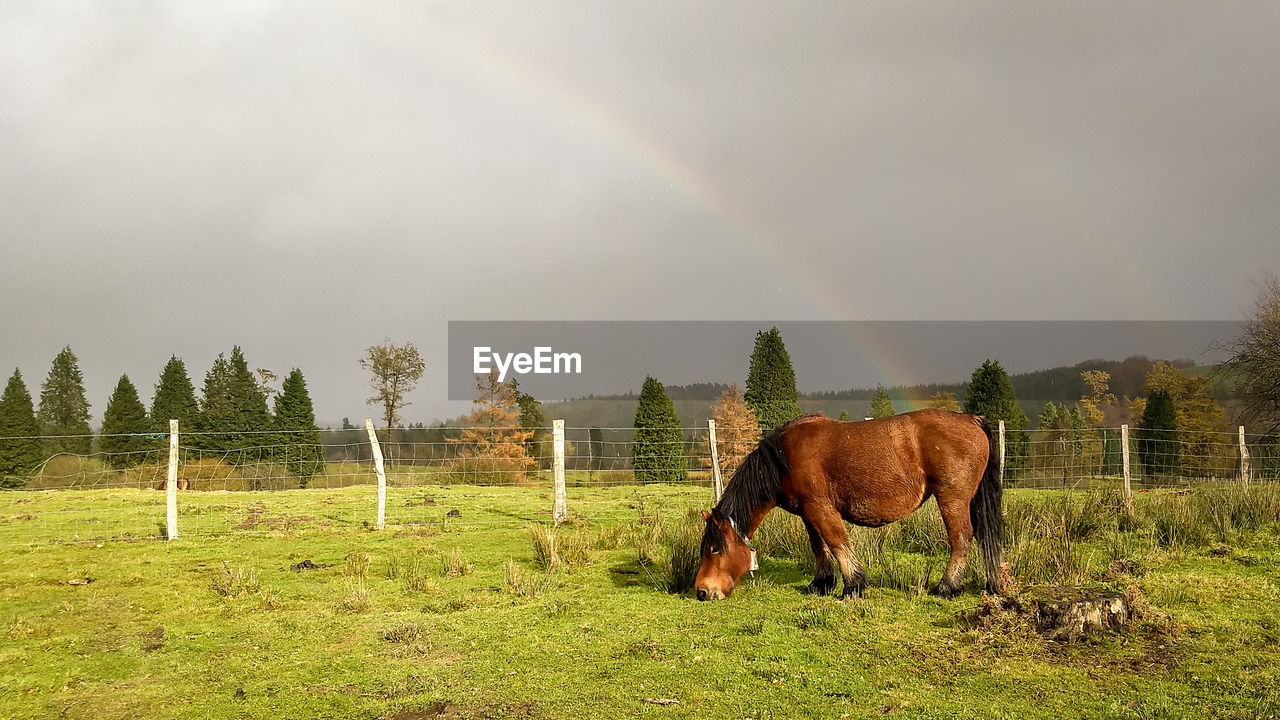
left=704, top=416, right=808, bottom=548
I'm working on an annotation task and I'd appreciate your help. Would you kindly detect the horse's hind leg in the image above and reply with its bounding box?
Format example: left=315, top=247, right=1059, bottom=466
left=802, top=517, right=836, bottom=596
left=934, top=497, right=973, bottom=598
left=807, top=505, right=865, bottom=599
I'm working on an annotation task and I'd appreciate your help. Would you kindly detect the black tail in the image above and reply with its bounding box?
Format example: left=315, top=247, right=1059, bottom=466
left=714, top=425, right=790, bottom=533
left=971, top=418, right=1006, bottom=593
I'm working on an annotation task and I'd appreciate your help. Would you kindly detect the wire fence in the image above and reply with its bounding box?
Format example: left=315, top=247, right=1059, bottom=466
left=0, top=420, right=1275, bottom=546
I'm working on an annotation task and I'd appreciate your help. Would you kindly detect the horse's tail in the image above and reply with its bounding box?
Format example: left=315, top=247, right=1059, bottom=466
left=971, top=417, right=1006, bottom=594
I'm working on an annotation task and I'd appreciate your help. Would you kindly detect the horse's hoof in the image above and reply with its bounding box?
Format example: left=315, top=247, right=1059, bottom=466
left=840, top=585, right=863, bottom=600
left=930, top=583, right=957, bottom=599
left=804, top=578, right=835, bottom=596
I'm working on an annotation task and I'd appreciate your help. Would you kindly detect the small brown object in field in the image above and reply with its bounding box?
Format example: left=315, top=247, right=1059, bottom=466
left=643, top=698, right=680, bottom=706
left=67, top=578, right=93, bottom=586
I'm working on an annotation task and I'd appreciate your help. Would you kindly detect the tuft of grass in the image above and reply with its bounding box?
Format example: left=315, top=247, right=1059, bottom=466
left=640, top=511, right=702, bottom=594
left=344, top=552, right=371, bottom=579
left=210, top=565, right=260, bottom=598
left=528, top=526, right=593, bottom=572
left=382, top=623, right=423, bottom=644
left=502, top=559, right=556, bottom=598
left=341, top=579, right=372, bottom=613
left=440, top=547, right=473, bottom=578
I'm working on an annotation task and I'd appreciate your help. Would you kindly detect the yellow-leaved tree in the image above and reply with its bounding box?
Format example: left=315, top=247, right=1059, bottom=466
left=702, top=385, right=760, bottom=479
left=449, top=371, right=536, bottom=484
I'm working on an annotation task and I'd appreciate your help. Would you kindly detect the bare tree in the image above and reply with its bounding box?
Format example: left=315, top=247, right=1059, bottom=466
left=360, top=341, right=425, bottom=447
left=1219, top=274, right=1280, bottom=435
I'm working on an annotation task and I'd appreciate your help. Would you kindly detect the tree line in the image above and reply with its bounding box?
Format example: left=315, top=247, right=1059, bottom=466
left=0, top=346, right=323, bottom=487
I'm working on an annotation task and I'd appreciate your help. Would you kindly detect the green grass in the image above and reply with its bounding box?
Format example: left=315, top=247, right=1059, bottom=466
left=1, top=483, right=1279, bottom=719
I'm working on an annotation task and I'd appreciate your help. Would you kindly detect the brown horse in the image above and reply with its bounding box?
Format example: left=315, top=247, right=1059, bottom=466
left=694, top=409, right=1004, bottom=601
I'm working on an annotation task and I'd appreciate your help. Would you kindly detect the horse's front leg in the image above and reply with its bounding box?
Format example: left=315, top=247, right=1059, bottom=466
left=802, top=517, right=836, bottom=595
left=807, top=505, right=865, bottom=599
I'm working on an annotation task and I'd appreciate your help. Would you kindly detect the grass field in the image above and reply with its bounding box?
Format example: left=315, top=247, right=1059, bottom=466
left=2, top=483, right=1279, bottom=719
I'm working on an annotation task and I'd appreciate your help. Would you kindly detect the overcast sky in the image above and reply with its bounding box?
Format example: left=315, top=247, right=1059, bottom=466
left=2, top=2, right=1278, bottom=424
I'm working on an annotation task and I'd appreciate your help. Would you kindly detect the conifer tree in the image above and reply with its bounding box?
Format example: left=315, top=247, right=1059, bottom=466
left=151, top=356, right=199, bottom=433
left=632, top=376, right=687, bottom=484
left=197, top=353, right=234, bottom=452
left=514, top=380, right=551, bottom=469
left=1138, top=390, right=1179, bottom=478
left=963, top=359, right=1029, bottom=479
left=0, top=369, right=43, bottom=484
left=100, top=375, right=151, bottom=468
left=744, top=327, right=801, bottom=430
left=869, top=385, right=895, bottom=419
left=37, top=346, right=92, bottom=455
left=837, top=410, right=851, bottom=422
left=227, top=346, right=272, bottom=447
left=273, top=369, right=324, bottom=487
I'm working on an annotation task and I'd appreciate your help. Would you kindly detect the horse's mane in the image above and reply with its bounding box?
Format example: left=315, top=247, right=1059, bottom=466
left=706, top=414, right=818, bottom=547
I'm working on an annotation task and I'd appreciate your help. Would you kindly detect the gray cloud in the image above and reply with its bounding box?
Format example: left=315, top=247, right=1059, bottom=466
left=1, top=1, right=1277, bottom=423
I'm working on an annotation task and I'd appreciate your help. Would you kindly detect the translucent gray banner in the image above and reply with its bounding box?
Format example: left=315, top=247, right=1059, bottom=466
left=447, top=321, right=1238, bottom=404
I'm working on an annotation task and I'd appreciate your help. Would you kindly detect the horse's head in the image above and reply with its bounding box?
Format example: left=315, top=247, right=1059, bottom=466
left=694, top=509, right=755, bottom=601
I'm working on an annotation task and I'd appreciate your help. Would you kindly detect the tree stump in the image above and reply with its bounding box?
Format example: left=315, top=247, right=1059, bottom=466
left=1022, top=587, right=1130, bottom=641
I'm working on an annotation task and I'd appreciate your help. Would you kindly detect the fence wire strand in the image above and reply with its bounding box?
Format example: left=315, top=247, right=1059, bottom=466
left=0, top=424, right=1275, bottom=546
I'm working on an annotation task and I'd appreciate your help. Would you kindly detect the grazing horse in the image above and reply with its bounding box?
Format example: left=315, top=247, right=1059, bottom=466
left=694, top=410, right=1004, bottom=601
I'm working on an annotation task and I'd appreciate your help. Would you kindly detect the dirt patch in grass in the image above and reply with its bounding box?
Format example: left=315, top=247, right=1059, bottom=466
left=289, top=559, right=326, bottom=572
left=140, top=626, right=165, bottom=652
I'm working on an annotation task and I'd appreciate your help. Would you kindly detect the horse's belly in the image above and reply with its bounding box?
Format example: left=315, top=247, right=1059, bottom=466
left=841, top=479, right=927, bottom=527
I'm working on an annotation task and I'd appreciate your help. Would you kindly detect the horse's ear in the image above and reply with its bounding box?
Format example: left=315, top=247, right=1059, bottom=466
left=700, top=510, right=711, bottom=522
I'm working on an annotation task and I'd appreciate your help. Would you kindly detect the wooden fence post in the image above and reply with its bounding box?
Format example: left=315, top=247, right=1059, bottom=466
left=1240, top=426, right=1251, bottom=490
left=552, top=420, right=567, bottom=525
left=166, top=419, right=179, bottom=541
left=1120, top=424, right=1132, bottom=508
left=365, top=419, right=387, bottom=530
left=997, top=420, right=1006, bottom=486
left=708, top=419, right=724, bottom=503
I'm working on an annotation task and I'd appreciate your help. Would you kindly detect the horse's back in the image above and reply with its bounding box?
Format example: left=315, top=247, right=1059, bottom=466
left=779, top=410, right=988, bottom=526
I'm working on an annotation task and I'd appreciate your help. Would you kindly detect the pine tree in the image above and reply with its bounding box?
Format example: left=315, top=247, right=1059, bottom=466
left=1138, top=390, right=1179, bottom=478
left=37, top=346, right=92, bottom=455
left=227, top=346, right=272, bottom=451
left=869, top=385, right=895, bottom=419
left=151, top=356, right=199, bottom=433
left=197, top=353, right=234, bottom=452
left=199, top=347, right=272, bottom=458
left=964, top=359, right=1029, bottom=479
left=514, top=381, right=551, bottom=470
left=744, top=327, right=801, bottom=430
left=100, top=375, right=151, bottom=468
left=632, top=376, right=687, bottom=484
left=273, top=369, right=324, bottom=487
left=0, top=369, right=43, bottom=484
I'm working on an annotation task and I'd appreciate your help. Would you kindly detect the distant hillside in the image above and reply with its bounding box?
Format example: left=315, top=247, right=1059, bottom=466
left=536, top=356, right=1216, bottom=430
